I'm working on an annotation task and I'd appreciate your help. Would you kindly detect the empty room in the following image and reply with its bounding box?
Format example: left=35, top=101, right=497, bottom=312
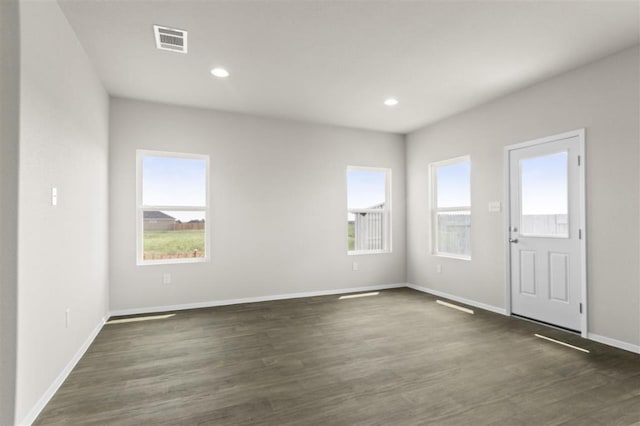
left=1, top=0, right=640, bottom=425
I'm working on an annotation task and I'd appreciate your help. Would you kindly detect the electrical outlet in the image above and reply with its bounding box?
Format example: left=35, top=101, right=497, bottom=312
left=352, top=261, right=359, bottom=271
left=436, top=264, right=442, bottom=273
left=65, top=308, right=70, bottom=328
left=163, top=273, right=172, bottom=284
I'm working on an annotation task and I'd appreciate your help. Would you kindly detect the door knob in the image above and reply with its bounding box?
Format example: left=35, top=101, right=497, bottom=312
left=509, top=238, right=519, bottom=243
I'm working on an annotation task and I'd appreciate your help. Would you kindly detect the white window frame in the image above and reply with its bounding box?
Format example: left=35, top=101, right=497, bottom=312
left=346, top=166, right=392, bottom=255
left=430, top=156, right=471, bottom=260
left=136, top=150, right=210, bottom=266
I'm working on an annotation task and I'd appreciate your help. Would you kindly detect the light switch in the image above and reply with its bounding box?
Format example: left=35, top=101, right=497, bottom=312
left=52, top=187, right=58, bottom=206
left=488, top=201, right=501, bottom=212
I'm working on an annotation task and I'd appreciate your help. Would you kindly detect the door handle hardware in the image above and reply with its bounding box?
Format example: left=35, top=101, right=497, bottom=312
left=509, top=238, right=518, bottom=243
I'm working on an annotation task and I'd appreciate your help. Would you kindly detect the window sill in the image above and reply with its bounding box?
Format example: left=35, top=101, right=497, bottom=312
left=433, top=253, right=471, bottom=261
left=348, top=250, right=391, bottom=256
left=137, top=257, right=209, bottom=266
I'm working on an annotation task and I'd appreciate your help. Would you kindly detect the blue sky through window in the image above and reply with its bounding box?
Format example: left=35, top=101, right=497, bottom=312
left=347, top=170, right=386, bottom=209
left=521, top=152, right=567, bottom=215
left=142, top=156, right=206, bottom=222
left=436, top=161, right=470, bottom=208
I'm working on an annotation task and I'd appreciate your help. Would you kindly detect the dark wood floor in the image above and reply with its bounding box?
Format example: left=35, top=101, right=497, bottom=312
left=35, top=288, right=640, bottom=425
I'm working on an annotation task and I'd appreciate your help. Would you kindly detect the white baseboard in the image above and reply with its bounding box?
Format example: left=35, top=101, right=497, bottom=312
left=406, top=283, right=508, bottom=316
left=19, top=314, right=108, bottom=426
left=109, top=283, right=407, bottom=317
left=587, top=332, right=640, bottom=354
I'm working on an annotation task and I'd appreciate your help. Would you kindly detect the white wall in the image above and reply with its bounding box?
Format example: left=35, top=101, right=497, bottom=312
left=109, top=98, right=405, bottom=312
left=0, top=0, right=20, bottom=423
left=407, top=47, right=640, bottom=348
left=16, top=1, right=110, bottom=423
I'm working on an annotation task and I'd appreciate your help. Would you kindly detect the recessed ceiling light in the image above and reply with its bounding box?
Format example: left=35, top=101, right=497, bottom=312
left=210, top=67, right=230, bottom=78
left=384, top=98, right=399, bottom=107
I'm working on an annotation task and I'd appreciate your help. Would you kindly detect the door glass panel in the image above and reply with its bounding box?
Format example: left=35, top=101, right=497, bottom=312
left=520, top=151, right=568, bottom=237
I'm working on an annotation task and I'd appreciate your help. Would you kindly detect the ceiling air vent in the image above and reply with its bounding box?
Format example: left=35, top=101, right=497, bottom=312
left=153, top=25, right=188, bottom=53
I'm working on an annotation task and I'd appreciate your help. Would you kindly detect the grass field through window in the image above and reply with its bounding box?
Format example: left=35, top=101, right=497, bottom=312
left=143, top=229, right=205, bottom=259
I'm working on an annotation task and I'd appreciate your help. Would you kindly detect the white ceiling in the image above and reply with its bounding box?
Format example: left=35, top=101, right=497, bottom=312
left=58, top=0, right=639, bottom=134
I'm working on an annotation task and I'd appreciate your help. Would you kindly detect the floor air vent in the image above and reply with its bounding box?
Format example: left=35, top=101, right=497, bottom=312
left=153, top=25, right=188, bottom=53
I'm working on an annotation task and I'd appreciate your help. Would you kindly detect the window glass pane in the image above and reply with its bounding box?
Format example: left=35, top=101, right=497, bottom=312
left=436, top=161, right=470, bottom=208
left=437, top=211, right=471, bottom=256
left=348, top=209, right=385, bottom=251
left=143, top=210, right=205, bottom=261
left=347, top=169, right=387, bottom=252
left=142, top=156, right=206, bottom=207
left=520, top=152, right=568, bottom=237
left=347, top=170, right=385, bottom=209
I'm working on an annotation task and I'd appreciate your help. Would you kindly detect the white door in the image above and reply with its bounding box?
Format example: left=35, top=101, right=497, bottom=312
left=508, top=132, right=584, bottom=332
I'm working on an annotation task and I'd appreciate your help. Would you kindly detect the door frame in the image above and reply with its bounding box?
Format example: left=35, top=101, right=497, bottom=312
left=503, top=129, right=587, bottom=337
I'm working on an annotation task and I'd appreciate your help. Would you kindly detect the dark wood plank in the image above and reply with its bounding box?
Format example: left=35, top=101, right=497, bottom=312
left=34, top=288, right=640, bottom=425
